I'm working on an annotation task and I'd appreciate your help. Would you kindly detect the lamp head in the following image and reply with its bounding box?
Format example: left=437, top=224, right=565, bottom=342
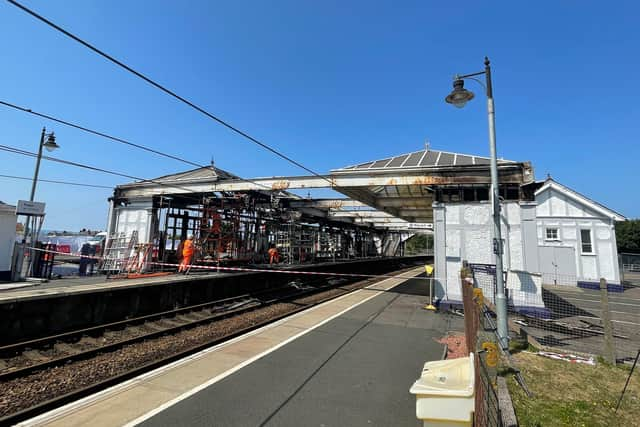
left=445, top=79, right=475, bottom=108
left=43, top=132, right=60, bottom=152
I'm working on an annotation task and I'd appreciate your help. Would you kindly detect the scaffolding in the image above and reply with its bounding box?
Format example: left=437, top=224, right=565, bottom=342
left=275, top=223, right=315, bottom=264
left=133, top=192, right=388, bottom=271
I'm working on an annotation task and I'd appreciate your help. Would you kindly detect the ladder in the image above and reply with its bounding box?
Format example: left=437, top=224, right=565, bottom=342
left=125, top=243, right=152, bottom=274
left=100, top=231, right=138, bottom=275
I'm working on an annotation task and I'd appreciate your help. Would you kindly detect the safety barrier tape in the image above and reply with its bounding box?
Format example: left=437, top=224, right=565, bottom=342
left=26, top=246, right=440, bottom=282
left=26, top=246, right=103, bottom=261
left=148, top=261, right=438, bottom=281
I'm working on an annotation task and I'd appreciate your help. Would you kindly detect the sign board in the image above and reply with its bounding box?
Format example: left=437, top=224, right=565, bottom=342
left=469, top=263, right=496, bottom=275
left=408, top=222, right=433, bottom=230
left=16, top=200, right=46, bottom=216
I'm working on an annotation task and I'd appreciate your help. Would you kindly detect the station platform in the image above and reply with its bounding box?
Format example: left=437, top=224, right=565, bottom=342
left=0, top=257, right=425, bottom=304
left=20, top=266, right=461, bottom=427
left=0, top=271, right=226, bottom=304
left=0, top=257, right=427, bottom=345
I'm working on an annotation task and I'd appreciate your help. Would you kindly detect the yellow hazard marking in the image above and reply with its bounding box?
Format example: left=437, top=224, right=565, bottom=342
left=482, top=342, right=499, bottom=367
left=424, top=265, right=434, bottom=276
left=473, top=288, right=484, bottom=306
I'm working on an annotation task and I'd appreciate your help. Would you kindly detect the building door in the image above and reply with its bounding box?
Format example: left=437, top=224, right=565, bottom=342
left=539, top=246, right=577, bottom=285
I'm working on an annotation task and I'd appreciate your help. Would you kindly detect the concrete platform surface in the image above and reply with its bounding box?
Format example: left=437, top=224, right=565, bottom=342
left=22, top=266, right=460, bottom=427
left=0, top=272, right=227, bottom=303
left=0, top=256, right=425, bottom=304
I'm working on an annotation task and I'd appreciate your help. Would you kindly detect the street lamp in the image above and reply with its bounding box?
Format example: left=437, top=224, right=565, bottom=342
left=445, top=57, right=508, bottom=350
left=445, top=79, right=475, bottom=108
left=22, top=127, right=59, bottom=277
left=30, top=127, right=59, bottom=201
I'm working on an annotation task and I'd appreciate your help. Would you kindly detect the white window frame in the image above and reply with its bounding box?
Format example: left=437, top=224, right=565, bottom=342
left=580, top=229, right=594, bottom=254
left=545, top=227, right=559, bottom=241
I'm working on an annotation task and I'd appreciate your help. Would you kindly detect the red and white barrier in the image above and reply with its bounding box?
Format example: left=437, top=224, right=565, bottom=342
left=28, top=246, right=436, bottom=282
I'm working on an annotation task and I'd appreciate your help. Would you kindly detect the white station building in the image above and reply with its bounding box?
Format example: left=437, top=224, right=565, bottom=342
left=0, top=201, right=17, bottom=281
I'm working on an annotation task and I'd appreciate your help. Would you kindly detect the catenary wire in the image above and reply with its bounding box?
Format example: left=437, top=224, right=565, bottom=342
left=0, top=100, right=203, bottom=168
left=1, top=144, right=144, bottom=181
left=0, top=100, right=273, bottom=192
left=0, top=144, right=311, bottom=212
left=6, top=0, right=334, bottom=186
left=0, top=173, right=113, bottom=189
left=2, top=144, right=368, bottom=235
left=1, top=145, right=365, bottom=233
left=0, top=144, right=235, bottom=202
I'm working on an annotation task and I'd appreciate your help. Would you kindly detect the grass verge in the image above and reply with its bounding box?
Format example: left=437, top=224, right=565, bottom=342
left=506, top=352, right=639, bottom=427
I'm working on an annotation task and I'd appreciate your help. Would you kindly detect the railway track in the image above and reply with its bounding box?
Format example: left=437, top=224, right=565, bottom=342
left=0, top=278, right=339, bottom=381
left=0, top=267, right=418, bottom=424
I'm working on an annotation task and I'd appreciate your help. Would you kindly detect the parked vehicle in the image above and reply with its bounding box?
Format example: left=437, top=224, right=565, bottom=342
left=87, top=232, right=107, bottom=256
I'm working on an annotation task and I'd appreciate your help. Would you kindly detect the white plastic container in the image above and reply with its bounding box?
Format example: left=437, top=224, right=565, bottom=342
left=409, top=353, right=475, bottom=426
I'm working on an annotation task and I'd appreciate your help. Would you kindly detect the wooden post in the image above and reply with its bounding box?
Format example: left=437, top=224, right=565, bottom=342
left=600, top=278, right=616, bottom=365
left=460, top=262, right=476, bottom=356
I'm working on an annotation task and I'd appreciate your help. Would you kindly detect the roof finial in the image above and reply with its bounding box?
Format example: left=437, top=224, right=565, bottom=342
left=210, top=156, right=215, bottom=169
left=547, top=173, right=552, bottom=180
left=424, top=139, right=430, bottom=152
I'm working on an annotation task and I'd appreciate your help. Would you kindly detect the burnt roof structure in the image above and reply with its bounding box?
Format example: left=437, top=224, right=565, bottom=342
left=113, top=147, right=534, bottom=229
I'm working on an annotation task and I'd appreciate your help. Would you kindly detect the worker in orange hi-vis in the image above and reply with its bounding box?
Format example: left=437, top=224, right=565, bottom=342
left=267, top=244, right=279, bottom=265
left=178, top=234, right=195, bottom=274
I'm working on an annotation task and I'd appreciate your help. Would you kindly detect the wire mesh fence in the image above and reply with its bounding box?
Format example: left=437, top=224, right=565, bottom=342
left=620, top=252, right=640, bottom=288
left=468, top=262, right=640, bottom=363
left=460, top=268, right=503, bottom=426
left=475, top=350, right=502, bottom=427
left=459, top=261, right=640, bottom=426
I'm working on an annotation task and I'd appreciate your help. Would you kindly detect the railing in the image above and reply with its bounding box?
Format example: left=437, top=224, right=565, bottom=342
left=465, top=262, right=640, bottom=362
left=460, top=266, right=503, bottom=427
left=622, top=263, right=640, bottom=272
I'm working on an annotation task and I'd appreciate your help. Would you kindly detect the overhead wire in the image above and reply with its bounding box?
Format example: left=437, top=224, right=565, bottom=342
left=4, top=0, right=355, bottom=229
left=1, top=144, right=365, bottom=232
left=0, top=100, right=274, bottom=192
left=0, top=173, right=112, bottom=189
left=0, top=100, right=203, bottom=168
left=0, top=144, right=312, bottom=217
left=0, top=144, right=234, bottom=203
left=1, top=145, right=362, bottom=232
left=1, top=144, right=143, bottom=181
left=6, top=0, right=334, bottom=186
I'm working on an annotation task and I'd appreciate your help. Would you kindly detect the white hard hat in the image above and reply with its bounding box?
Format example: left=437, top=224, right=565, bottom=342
left=188, top=234, right=194, bottom=240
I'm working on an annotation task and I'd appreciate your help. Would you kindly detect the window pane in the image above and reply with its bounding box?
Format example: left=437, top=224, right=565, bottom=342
left=580, top=229, right=592, bottom=253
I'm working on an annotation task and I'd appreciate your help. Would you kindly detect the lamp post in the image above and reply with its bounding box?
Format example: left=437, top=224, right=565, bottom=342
left=445, top=57, right=508, bottom=350
left=22, top=128, right=59, bottom=276
left=30, top=127, right=60, bottom=202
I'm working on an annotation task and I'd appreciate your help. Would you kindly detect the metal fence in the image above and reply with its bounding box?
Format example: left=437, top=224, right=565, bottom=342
left=468, top=262, right=640, bottom=363
left=460, top=268, right=503, bottom=426
left=476, top=351, right=502, bottom=427
left=620, top=252, right=640, bottom=288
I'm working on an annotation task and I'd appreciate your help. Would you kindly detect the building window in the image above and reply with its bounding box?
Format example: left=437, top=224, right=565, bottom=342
left=545, top=228, right=559, bottom=240
left=580, top=229, right=593, bottom=254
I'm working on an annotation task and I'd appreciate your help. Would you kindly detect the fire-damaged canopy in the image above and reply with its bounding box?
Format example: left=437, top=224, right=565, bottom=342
left=112, top=147, right=534, bottom=229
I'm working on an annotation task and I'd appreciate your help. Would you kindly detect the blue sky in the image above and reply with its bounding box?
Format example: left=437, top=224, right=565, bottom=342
left=1, top=1, right=638, bottom=230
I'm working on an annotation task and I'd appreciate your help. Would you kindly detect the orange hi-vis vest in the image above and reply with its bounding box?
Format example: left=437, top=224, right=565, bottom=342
left=182, top=239, right=195, bottom=257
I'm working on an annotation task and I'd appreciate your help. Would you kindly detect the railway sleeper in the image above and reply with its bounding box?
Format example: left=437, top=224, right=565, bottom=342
left=52, top=343, right=81, bottom=356
left=21, top=350, right=49, bottom=362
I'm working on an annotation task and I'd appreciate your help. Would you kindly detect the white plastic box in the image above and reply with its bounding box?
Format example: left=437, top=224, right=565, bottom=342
left=409, top=353, right=475, bottom=426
